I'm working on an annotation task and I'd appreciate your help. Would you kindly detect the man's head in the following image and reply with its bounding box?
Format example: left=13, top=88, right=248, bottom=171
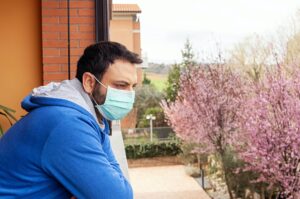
left=76, top=41, right=142, bottom=105
left=76, top=41, right=142, bottom=83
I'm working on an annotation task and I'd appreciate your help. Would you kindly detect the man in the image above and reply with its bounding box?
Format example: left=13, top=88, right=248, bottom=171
left=0, top=41, right=142, bottom=198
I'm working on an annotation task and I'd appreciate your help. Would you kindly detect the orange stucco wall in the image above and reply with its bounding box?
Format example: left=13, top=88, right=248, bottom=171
left=110, top=18, right=134, bottom=51
left=132, top=21, right=141, bottom=55
left=110, top=13, right=142, bottom=129
left=0, top=0, right=42, bottom=131
left=110, top=17, right=142, bottom=85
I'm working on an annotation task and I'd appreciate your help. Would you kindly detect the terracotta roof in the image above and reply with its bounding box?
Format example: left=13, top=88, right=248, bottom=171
left=112, top=4, right=141, bottom=13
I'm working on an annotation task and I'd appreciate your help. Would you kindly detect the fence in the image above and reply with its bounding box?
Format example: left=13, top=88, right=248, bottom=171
left=122, top=127, right=178, bottom=145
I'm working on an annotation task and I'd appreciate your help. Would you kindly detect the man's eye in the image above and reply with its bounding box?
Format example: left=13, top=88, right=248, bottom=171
left=116, top=84, right=126, bottom=88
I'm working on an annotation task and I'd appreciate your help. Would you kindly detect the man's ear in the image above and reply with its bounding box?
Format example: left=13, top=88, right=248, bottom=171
left=82, top=72, right=95, bottom=94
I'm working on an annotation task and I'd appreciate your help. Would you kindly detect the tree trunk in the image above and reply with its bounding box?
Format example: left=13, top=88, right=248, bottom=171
left=220, top=154, right=234, bottom=199
left=261, top=186, right=265, bottom=199
left=224, top=171, right=234, bottom=199
left=268, top=188, right=273, bottom=199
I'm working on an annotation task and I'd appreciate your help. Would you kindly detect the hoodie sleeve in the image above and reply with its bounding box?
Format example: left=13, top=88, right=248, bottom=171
left=41, top=117, right=133, bottom=199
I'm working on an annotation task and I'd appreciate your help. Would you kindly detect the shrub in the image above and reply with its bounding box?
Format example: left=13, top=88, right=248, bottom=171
left=0, top=105, right=17, bottom=136
left=125, top=141, right=182, bottom=159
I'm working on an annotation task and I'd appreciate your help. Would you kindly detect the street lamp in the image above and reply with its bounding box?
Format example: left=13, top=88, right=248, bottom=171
left=146, top=114, right=156, bottom=142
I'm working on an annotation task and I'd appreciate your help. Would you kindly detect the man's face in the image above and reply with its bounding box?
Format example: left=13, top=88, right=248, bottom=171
left=92, top=59, right=138, bottom=105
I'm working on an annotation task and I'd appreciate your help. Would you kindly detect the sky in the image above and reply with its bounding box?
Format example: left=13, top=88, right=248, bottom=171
left=114, top=0, right=300, bottom=64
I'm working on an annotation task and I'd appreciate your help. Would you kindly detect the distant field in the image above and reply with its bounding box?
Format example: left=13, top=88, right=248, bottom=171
left=146, top=72, right=167, bottom=91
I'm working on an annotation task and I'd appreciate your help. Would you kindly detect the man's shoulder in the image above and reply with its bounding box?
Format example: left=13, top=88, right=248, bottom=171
left=31, top=100, right=92, bottom=120
left=22, top=102, right=98, bottom=138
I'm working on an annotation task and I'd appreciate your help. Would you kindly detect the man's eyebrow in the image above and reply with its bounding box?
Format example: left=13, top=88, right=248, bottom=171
left=114, top=80, right=137, bottom=87
left=114, top=80, right=130, bottom=85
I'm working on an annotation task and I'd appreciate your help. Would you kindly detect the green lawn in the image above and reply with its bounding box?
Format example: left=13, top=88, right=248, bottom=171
left=146, top=72, right=167, bottom=92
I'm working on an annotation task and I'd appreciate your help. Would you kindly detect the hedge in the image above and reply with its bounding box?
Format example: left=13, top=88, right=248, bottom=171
left=125, top=141, right=182, bottom=159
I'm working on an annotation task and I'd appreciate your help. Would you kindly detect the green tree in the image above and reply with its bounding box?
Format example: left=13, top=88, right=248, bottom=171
left=164, top=64, right=181, bottom=102
left=137, top=107, right=167, bottom=128
left=142, top=73, right=151, bottom=85
left=134, top=84, right=163, bottom=127
left=181, top=38, right=196, bottom=69
left=164, top=39, right=196, bottom=102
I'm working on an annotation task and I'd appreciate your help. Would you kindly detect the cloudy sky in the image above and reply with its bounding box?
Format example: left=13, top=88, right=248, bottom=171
left=114, top=0, right=300, bottom=64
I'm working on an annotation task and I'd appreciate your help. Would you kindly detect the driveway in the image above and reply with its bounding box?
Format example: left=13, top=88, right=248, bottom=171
left=128, top=165, right=211, bottom=199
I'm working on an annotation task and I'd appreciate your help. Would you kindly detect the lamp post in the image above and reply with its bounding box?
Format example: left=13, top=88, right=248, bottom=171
left=146, top=114, right=156, bottom=142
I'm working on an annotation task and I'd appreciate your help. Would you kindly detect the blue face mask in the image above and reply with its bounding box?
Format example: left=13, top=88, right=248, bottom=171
left=92, top=75, right=135, bottom=121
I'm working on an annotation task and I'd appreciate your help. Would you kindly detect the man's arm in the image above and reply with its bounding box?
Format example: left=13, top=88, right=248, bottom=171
left=41, top=118, right=133, bottom=199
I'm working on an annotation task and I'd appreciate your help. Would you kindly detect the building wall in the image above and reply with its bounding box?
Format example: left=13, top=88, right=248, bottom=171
left=132, top=21, right=143, bottom=85
left=110, top=16, right=142, bottom=84
left=0, top=0, right=42, bottom=131
left=110, top=17, right=134, bottom=51
left=132, top=21, right=141, bottom=56
left=0, top=1, right=142, bottom=131
left=110, top=12, right=142, bottom=129
left=42, top=0, right=95, bottom=84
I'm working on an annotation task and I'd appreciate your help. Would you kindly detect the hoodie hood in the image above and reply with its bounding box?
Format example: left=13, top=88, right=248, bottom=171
left=21, top=78, right=98, bottom=122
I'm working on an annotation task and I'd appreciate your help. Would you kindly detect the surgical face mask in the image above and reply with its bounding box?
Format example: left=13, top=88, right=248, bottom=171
left=91, top=75, right=135, bottom=121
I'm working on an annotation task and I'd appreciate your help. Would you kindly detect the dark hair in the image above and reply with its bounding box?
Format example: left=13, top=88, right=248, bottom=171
left=76, top=41, right=143, bottom=82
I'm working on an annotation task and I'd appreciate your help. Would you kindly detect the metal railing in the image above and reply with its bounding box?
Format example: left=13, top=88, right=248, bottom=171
left=122, top=127, right=178, bottom=145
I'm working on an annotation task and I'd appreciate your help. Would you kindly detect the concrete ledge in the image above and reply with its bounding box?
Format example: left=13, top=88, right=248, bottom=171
left=135, top=191, right=210, bottom=199
left=129, top=165, right=211, bottom=199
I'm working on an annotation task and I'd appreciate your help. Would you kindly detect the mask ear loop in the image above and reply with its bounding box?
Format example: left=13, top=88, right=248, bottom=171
left=89, top=73, right=107, bottom=106
left=90, top=92, right=106, bottom=127
left=90, top=94, right=99, bottom=106
left=91, top=74, right=107, bottom=89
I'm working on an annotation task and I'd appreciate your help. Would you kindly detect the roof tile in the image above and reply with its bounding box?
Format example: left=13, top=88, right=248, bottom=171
left=112, top=4, right=141, bottom=13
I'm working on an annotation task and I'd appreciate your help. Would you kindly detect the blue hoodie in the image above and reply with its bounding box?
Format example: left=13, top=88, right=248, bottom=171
left=0, top=79, right=133, bottom=199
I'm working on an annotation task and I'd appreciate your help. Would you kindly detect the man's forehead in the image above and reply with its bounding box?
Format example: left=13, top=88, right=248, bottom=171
left=106, top=60, right=137, bottom=81
left=111, top=59, right=136, bottom=68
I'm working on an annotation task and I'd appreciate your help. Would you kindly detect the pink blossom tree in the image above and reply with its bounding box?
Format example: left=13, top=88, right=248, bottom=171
left=162, top=64, right=246, bottom=199
left=238, top=66, right=300, bottom=198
